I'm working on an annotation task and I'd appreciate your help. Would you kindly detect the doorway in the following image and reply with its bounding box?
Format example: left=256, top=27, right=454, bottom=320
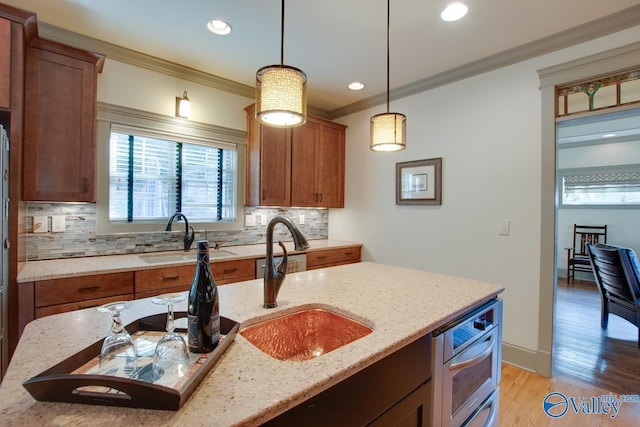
left=553, top=108, right=640, bottom=393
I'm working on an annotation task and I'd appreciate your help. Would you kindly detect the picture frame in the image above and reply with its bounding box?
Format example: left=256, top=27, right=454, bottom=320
left=396, top=158, right=442, bottom=205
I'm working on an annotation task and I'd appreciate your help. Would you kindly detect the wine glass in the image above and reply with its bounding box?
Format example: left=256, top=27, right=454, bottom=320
left=151, top=292, right=189, bottom=385
left=97, top=301, right=137, bottom=377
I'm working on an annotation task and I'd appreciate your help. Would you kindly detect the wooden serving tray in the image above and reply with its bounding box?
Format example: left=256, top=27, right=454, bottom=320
left=22, top=312, right=239, bottom=411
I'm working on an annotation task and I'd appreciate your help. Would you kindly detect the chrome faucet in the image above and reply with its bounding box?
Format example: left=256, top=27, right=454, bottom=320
left=264, top=216, right=310, bottom=308
left=165, top=212, right=195, bottom=252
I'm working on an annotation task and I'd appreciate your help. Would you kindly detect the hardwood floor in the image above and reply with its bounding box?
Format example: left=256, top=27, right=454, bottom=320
left=499, top=363, right=640, bottom=426
left=498, top=280, right=640, bottom=426
left=554, top=280, right=639, bottom=394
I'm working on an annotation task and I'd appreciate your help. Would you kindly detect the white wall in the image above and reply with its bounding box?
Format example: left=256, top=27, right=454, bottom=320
left=329, top=26, right=640, bottom=357
left=97, top=59, right=252, bottom=132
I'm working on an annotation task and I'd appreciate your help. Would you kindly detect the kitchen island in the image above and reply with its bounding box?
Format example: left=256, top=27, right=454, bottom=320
left=0, top=262, right=503, bottom=426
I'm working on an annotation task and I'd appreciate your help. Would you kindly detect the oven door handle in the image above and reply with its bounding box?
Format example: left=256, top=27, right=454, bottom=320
left=449, top=333, right=495, bottom=372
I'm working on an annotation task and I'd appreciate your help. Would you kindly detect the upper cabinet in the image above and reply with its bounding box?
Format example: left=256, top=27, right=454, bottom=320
left=291, top=118, right=345, bottom=207
left=245, top=104, right=346, bottom=208
left=22, top=38, right=103, bottom=202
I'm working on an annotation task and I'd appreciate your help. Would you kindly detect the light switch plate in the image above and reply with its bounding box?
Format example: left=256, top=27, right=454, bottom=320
left=498, top=219, right=510, bottom=236
left=33, top=216, right=48, bottom=233
left=260, top=215, right=267, bottom=226
left=245, top=214, right=256, bottom=226
left=52, top=215, right=66, bottom=232
left=299, top=214, right=305, bottom=225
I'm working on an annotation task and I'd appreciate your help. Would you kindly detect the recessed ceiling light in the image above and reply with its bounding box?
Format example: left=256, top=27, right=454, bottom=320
left=207, top=19, right=232, bottom=35
left=348, top=82, right=365, bottom=91
left=441, top=2, right=468, bottom=22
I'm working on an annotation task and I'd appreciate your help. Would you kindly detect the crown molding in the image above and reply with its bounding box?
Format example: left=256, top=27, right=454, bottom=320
left=36, top=4, right=640, bottom=121
left=37, top=22, right=255, bottom=99
left=327, top=4, right=640, bottom=119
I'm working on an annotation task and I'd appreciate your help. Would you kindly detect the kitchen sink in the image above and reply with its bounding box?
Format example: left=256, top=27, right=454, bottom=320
left=138, top=249, right=237, bottom=264
left=240, top=306, right=373, bottom=361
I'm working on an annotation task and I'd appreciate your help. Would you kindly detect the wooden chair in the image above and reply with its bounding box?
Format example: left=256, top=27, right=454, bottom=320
left=565, top=224, right=607, bottom=284
left=586, top=243, right=640, bottom=347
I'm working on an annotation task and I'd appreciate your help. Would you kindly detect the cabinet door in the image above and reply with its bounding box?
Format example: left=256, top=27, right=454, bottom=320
left=316, top=125, right=345, bottom=208
left=259, top=125, right=291, bottom=206
left=23, top=45, right=97, bottom=201
left=367, top=382, right=430, bottom=427
left=291, top=121, right=319, bottom=207
left=0, top=18, right=10, bottom=109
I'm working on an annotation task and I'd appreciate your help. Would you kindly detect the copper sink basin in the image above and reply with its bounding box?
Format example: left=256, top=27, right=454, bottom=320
left=240, top=307, right=373, bottom=361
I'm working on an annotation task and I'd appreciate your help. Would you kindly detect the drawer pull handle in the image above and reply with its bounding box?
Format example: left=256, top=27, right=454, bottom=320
left=78, top=285, right=100, bottom=292
left=223, top=268, right=238, bottom=274
left=317, top=255, right=328, bottom=259
left=345, top=252, right=353, bottom=255
left=162, top=275, right=180, bottom=281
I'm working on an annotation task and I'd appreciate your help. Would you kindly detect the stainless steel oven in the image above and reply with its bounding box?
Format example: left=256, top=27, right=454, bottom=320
left=431, top=299, right=502, bottom=427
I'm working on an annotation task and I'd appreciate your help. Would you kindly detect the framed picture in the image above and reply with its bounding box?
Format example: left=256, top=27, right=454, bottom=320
left=396, top=158, right=442, bottom=205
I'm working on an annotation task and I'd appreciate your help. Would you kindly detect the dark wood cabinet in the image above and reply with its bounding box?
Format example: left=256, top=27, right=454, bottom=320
left=264, top=334, right=431, bottom=426
left=23, top=40, right=103, bottom=202
left=245, top=105, right=346, bottom=208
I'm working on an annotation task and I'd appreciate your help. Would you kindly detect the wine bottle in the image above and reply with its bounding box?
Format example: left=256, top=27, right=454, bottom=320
left=187, top=240, right=220, bottom=353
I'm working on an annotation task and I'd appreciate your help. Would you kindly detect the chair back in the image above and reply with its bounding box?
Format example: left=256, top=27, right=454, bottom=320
left=587, top=243, right=640, bottom=305
left=572, top=224, right=607, bottom=257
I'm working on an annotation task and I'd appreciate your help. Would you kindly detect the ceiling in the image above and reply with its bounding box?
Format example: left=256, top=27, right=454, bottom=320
left=4, top=0, right=640, bottom=117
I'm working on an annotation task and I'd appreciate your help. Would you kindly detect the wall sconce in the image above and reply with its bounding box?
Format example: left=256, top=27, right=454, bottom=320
left=175, top=91, right=191, bottom=118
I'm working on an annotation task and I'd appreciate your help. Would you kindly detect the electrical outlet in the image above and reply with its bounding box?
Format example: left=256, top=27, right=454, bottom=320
left=245, top=214, right=256, bottom=226
left=299, top=214, right=305, bottom=225
left=33, top=216, right=48, bottom=233
left=52, top=215, right=66, bottom=232
left=261, top=215, right=268, bottom=226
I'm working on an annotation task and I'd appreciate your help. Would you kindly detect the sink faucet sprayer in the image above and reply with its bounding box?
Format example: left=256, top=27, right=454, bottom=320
left=165, top=212, right=195, bottom=252
left=264, top=216, right=310, bottom=309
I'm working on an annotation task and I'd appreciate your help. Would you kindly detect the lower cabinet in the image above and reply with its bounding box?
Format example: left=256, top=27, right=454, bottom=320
left=135, top=258, right=256, bottom=299
left=134, top=264, right=195, bottom=300
left=24, top=249, right=353, bottom=325
left=307, top=246, right=362, bottom=270
left=263, top=334, right=431, bottom=427
left=34, top=272, right=134, bottom=318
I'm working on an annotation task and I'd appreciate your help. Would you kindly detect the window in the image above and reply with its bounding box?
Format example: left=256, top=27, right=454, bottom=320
left=109, top=125, right=237, bottom=223
left=560, top=166, right=640, bottom=206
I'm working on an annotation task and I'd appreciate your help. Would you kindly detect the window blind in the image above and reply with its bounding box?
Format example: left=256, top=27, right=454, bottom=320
left=109, top=126, right=237, bottom=222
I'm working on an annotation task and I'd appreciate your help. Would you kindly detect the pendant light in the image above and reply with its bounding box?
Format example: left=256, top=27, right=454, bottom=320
left=370, top=0, right=406, bottom=152
left=256, top=0, right=307, bottom=128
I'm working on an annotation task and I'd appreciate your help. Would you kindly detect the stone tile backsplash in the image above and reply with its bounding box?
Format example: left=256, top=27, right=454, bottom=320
left=26, top=203, right=328, bottom=261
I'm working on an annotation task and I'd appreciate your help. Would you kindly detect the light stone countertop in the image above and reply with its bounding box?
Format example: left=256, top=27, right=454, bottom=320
left=1, top=262, right=504, bottom=426
left=17, top=239, right=361, bottom=282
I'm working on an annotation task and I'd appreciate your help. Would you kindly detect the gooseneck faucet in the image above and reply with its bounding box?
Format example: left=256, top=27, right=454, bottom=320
left=264, top=216, right=310, bottom=308
left=165, top=212, right=195, bottom=252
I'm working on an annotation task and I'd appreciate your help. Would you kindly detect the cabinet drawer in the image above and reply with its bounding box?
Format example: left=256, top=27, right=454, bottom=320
left=307, top=246, right=361, bottom=270
left=212, top=258, right=256, bottom=284
left=135, top=265, right=195, bottom=293
left=134, top=285, right=189, bottom=301
left=36, top=294, right=133, bottom=318
left=35, top=272, right=134, bottom=307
